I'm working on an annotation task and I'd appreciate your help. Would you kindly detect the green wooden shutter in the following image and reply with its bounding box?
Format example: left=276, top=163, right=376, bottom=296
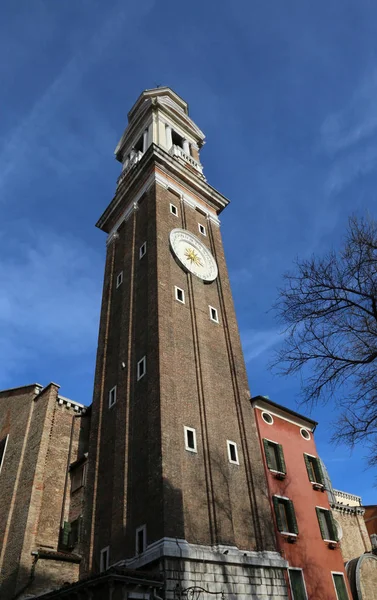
left=263, top=439, right=273, bottom=469
left=304, top=454, right=313, bottom=481
left=62, top=521, right=71, bottom=547
left=333, top=574, right=349, bottom=600
left=316, top=508, right=326, bottom=539
left=328, top=511, right=339, bottom=542
left=288, top=500, right=299, bottom=534
left=314, top=458, right=325, bottom=485
left=273, top=496, right=283, bottom=531
left=277, top=444, right=286, bottom=474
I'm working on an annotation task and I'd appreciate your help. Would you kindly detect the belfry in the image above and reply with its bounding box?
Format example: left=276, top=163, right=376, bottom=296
left=82, top=87, right=287, bottom=596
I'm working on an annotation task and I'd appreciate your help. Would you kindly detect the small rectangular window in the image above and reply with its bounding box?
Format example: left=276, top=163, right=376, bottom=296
left=273, top=496, right=298, bottom=535
left=71, top=463, right=88, bottom=492
left=316, top=507, right=338, bottom=542
left=209, top=306, right=219, bottom=323
left=304, top=454, right=325, bottom=486
left=289, top=569, right=308, bottom=600
left=116, top=271, right=123, bottom=288
left=170, top=203, right=178, bottom=216
left=0, top=435, right=9, bottom=475
left=100, top=546, right=109, bottom=572
left=136, top=525, right=146, bottom=554
left=175, top=286, right=185, bottom=304
left=108, top=386, right=117, bottom=408
left=332, top=573, right=349, bottom=600
left=227, top=440, right=239, bottom=464
left=137, top=356, right=146, bottom=380
left=198, top=223, right=206, bottom=236
left=184, top=426, right=197, bottom=452
left=139, top=242, right=147, bottom=259
left=263, top=439, right=286, bottom=474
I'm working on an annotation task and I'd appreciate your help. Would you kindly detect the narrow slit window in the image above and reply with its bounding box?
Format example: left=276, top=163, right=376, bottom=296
left=116, top=271, right=123, bottom=288
left=227, top=440, right=239, bottom=464
left=209, top=306, right=219, bottom=323
left=198, top=223, right=206, bottom=236
left=170, top=203, right=178, bottom=216
left=184, top=426, right=197, bottom=452
left=136, top=525, right=146, bottom=554
left=175, top=286, right=185, bottom=304
left=0, top=435, right=9, bottom=475
left=100, top=547, right=109, bottom=572
left=139, top=242, right=147, bottom=259
left=137, top=356, right=146, bottom=380
left=108, top=386, right=117, bottom=408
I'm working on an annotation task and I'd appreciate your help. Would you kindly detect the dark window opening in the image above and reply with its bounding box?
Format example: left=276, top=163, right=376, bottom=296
left=187, top=429, right=195, bottom=449
left=0, top=436, right=8, bottom=471
left=133, top=135, right=143, bottom=153
left=136, top=527, right=146, bottom=554
left=229, top=442, right=238, bottom=463
left=172, top=130, right=184, bottom=149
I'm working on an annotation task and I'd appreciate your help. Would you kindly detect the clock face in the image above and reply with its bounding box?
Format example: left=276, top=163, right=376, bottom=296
left=169, top=228, right=218, bottom=282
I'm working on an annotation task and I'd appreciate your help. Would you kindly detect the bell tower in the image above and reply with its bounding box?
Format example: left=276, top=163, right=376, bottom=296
left=83, top=88, right=287, bottom=597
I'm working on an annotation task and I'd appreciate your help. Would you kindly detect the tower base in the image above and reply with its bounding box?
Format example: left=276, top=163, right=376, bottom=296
left=119, top=538, right=289, bottom=600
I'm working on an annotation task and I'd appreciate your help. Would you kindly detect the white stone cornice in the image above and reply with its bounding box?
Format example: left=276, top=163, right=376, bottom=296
left=112, top=537, right=288, bottom=571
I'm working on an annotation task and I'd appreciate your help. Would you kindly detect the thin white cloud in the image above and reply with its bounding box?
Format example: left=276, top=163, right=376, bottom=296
left=321, top=70, right=377, bottom=155
left=241, top=328, right=282, bottom=362
left=0, top=0, right=155, bottom=194
left=0, top=231, right=102, bottom=385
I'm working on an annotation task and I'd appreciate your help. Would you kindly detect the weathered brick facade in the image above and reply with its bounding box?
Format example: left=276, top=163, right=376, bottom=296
left=0, top=383, right=88, bottom=599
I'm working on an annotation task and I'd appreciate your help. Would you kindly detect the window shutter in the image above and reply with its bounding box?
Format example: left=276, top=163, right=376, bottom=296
left=314, top=458, right=325, bottom=485
left=304, top=454, right=312, bottom=481
left=273, top=497, right=283, bottom=531
left=288, top=500, right=299, bottom=534
left=328, top=511, right=339, bottom=542
left=62, top=521, right=71, bottom=547
left=316, top=508, right=326, bottom=539
left=263, top=439, right=273, bottom=470
left=277, top=444, right=287, bottom=474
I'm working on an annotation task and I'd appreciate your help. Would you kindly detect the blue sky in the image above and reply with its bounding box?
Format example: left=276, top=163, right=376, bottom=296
left=1, top=0, right=376, bottom=504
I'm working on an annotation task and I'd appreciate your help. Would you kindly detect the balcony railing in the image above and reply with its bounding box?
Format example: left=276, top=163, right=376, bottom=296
left=169, top=145, right=204, bottom=175
left=117, top=151, right=143, bottom=186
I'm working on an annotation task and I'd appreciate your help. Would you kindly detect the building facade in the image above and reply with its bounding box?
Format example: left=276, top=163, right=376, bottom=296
left=252, top=395, right=352, bottom=600
left=81, top=86, right=288, bottom=599
left=0, top=383, right=89, bottom=599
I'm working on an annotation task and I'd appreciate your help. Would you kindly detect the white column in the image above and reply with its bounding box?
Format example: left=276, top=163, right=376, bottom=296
left=165, top=125, right=173, bottom=149
left=183, top=139, right=190, bottom=155
left=142, top=129, right=148, bottom=152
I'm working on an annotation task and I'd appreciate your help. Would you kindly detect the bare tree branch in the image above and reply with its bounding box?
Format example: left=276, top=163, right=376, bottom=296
left=271, top=214, right=377, bottom=467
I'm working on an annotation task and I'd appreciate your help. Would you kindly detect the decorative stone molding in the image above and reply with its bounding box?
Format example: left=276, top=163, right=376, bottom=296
left=331, top=502, right=366, bottom=516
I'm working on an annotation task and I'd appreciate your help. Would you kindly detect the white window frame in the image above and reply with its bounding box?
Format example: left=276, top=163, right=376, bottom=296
left=108, top=385, right=117, bottom=408
left=331, top=572, right=350, bottom=600
left=116, top=271, right=123, bottom=288
left=137, top=356, right=146, bottom=381
left=100, top=546, right=110, bottom=572
left=0, top=435, right=9, bottom=475
left=139, top=241, right=147, bottom=259
left=170, top=203, right=178, bottom=216
left=261, top=411, right=274, bottom=425
left=175, top=286, right=185, bottom=304
left=198, top=223, right=206, bottom=236
left=227, top=440, right=239, bottom=465
left=288, top=568, right=308, bottom=600
left=316, top=505, right=338, bottom=542
left=300, top=427, right=311, bottom=440
left=136, top=524, right=147, bottom=554
left=184, top=426, right=197, bottom=453
left=209, top=305, right=219, bottom=323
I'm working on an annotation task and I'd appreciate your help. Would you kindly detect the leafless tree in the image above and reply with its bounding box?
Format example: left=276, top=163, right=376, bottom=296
left=272, top=215, right=377, bottom=465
